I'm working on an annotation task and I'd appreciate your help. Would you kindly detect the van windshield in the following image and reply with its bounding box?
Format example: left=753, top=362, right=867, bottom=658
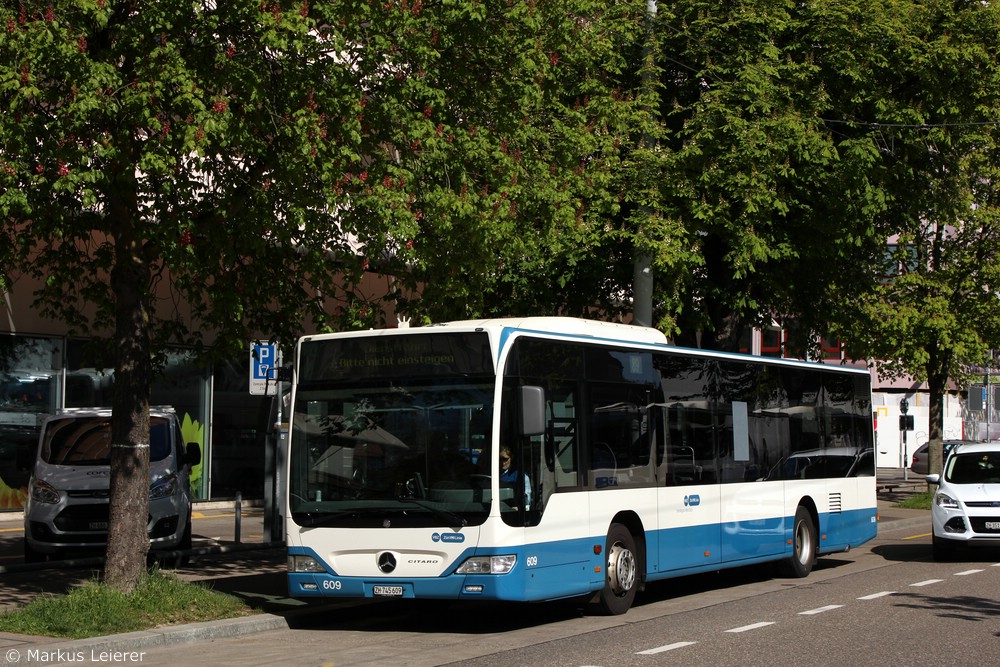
left=41, top=417, right=173, bottom=466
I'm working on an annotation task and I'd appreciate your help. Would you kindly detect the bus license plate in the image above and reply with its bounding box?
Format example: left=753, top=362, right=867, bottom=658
left=986, top=521, right=1000, bottom=531
left=373, top=585, right=404, bottom=597
left=89, top=521, right=108, bottom=530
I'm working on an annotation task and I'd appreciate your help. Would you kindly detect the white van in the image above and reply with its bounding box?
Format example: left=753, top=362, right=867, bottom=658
left=22, top=407, right=201, bottom=563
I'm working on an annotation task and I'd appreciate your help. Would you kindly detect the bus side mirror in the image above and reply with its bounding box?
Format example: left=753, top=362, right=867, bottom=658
left=519, top=385, right=545, bottom=436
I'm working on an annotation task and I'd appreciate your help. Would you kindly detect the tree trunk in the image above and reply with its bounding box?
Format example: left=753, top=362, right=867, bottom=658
left=926, top=344, right=952, bottom=483
left=104, top=234, right=152, bottom=592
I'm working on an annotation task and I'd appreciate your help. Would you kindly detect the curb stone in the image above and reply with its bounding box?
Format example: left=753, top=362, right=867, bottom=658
left=1, top=615, right=290, bottom=666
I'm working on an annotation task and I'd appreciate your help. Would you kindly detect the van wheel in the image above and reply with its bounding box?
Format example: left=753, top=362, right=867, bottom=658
left=594, top=523, right=638, bottom=615
left=180, top=519, right=193, bottom=551
left=176, top=521, right=193, bottom=567
left=778, top=506, right=816, bottom=578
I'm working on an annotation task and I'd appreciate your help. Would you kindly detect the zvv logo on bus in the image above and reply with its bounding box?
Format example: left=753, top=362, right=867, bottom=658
left=683, top=494, right=701, bottom=507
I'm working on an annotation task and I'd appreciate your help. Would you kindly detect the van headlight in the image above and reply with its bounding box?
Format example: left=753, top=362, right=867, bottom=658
left=456, top=555, right=516, bottom=575
left=30, top=479, right=61, bottom=505
left=149, top=474, right=179, bottom=500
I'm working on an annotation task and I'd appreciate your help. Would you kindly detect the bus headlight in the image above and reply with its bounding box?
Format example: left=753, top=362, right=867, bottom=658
left=456, top=555, right=516, bottom=575
left=288, top=555, right=326, bottom=573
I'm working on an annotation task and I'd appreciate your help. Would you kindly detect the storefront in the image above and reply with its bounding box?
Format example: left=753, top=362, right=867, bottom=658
left=1, top=334, right=272, bottom=511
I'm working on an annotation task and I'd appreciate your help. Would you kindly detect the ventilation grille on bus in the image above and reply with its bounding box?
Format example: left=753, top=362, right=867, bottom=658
left=829, top=492, right=843, bottom=513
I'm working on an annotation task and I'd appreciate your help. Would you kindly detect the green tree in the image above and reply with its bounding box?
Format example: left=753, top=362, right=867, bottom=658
left=1, top=1, right=652, bottom=589
left=830, top=0, right=1000, bottom=476
left=1, top=0, right=365, bottom=591
left=648, top=0, right=889, bottom=348
left=647, top=0, right=1000, bottom=477
left=352, top=1, right=656, bottom=323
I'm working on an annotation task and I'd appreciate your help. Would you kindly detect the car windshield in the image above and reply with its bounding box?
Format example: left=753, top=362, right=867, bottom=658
left=41, top=417, right=173, bottom=466
left=944, top=451, right=1000, bottom=484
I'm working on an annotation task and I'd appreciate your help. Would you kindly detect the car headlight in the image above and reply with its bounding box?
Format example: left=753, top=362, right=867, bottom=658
left=456, top=555, right=516, bottom=575
left=30, top=479, right=61, bottom=505
left=149, top=474, right=179, bottom=500
left=934, top=492, right=960, bottom=510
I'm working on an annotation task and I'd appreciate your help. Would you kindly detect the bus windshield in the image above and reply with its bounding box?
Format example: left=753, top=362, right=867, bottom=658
left=288, top=332, right=495, bottom=528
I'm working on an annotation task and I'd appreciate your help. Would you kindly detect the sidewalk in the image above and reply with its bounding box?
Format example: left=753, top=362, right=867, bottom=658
left=0, top=480, right=931, bottom=666
left=0, top=504, right=327, bottom=666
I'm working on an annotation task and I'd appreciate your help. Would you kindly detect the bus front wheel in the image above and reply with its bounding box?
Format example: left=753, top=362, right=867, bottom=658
left=779, top=506, right=817, bottom=578
left=595, top=523, right=638, bottom=615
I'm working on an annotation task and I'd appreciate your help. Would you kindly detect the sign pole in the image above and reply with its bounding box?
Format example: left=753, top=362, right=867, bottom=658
left=251, top=342, right=282, bottom=542
left=900, top=398, right=909, bottom=481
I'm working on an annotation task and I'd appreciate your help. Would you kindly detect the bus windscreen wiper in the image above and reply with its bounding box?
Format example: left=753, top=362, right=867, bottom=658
left=397, top=497, right=468, bottom=527
left=294, top=510, right=370, bottom=528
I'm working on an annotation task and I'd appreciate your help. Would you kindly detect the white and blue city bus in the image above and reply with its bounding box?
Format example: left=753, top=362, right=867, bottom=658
left=285, top=317, right=877, bottom=614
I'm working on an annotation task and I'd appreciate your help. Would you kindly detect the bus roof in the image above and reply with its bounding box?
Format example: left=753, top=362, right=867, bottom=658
left=300, top=317, right=869, bottom=377
left=301, top=317, right=668, bottom=346
left=429, top=317, right=670, bottom=345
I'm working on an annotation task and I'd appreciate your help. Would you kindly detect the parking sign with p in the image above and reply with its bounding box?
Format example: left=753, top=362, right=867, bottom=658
left=250, top=342, right=280, bottom=395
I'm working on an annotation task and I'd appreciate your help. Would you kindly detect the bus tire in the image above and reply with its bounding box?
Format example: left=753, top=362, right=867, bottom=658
left=779, top=506, right=816, bottom=578
left=596, top=523, right=638, bottom=615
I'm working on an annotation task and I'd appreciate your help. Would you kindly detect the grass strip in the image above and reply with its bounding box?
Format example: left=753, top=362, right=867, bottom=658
left=896, top=491, right=932, bottom=510
left=0, top=568, right=254, bottom=639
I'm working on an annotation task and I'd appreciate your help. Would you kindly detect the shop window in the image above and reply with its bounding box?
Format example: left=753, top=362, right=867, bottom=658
left=0, top=335, right=63, bottom=510
left=211, top=358, right=271, bottom=500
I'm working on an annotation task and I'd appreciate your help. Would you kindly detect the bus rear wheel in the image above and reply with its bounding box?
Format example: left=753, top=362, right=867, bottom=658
left=779, top=505, right=817, bottom=578
left=595, top=523, right=638, bottom=615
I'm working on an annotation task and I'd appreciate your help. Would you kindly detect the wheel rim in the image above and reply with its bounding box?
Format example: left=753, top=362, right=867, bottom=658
left=607, top=541, right=637, bottom=596
left=794, top=520, right=812, bottom=564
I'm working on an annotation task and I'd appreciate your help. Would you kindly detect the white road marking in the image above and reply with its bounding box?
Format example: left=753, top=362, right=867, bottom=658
left=799, top=604, right=843, bottom=615
left=725, top=621, right=775, bottom=633
left=637, top=641, right=697, bottom=655
left=857, top=591, right=895, bottom=600
left=910, top=579, right=943, bottom=587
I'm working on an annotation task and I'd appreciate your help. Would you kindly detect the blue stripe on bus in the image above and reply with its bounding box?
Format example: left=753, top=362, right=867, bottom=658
left=287, top=506, right=877, bottom=603
left=816, top=507, right=879, bottom=554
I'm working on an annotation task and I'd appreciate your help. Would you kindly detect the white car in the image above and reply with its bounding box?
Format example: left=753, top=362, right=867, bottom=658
left=926, top=442, right=1000, bottom=561
left=23, top=407, right=200, bottom=563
